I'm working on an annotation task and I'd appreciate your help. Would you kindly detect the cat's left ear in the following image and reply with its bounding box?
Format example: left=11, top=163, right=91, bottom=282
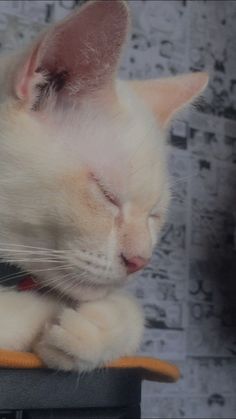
left=130, top=72, right=209, bottom=127
left=12, top=0, right=129, bottom=110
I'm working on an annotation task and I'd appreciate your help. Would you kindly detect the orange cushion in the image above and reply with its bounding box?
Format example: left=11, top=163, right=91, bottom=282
left=0, top=349, right=180, bottom=383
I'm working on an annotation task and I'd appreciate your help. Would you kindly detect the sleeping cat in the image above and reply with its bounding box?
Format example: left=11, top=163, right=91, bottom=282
left=0, top=0, right=208, bottom=370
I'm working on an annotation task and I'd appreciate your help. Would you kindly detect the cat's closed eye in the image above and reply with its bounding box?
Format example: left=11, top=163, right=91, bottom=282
left=90, top=173, right=120, bottom=208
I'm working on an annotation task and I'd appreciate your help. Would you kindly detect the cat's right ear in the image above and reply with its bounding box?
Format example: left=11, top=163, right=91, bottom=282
left=12, top=0, right=129, bottom=110
left=130, top=73, right=209, bottom=127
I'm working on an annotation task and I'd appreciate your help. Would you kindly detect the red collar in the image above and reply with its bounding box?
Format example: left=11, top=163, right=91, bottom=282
left=17, top=275, right=39, bottom=292
left=16, top=275, right=77, bottom=307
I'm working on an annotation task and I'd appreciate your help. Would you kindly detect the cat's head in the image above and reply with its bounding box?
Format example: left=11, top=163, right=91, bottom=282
left=0, top=0, right=208, bottom=300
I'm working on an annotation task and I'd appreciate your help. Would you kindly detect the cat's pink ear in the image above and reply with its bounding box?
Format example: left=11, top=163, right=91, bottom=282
left=131, top=73, right=209, bottom=127
left=14, top=0, right=129, bottom=109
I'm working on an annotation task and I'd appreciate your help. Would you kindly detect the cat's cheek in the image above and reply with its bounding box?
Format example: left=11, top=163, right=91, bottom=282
left=148, top=216, right=163, bottom=248
left=148, top=217, right=158, bottom=248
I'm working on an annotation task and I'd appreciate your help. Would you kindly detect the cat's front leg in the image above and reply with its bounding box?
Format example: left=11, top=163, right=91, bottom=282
left=33, top=292, right=144, bottom=371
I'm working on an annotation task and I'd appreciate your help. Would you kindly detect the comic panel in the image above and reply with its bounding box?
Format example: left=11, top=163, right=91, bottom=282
left=187, top=301, right=236, bottom=357
left=186, top=396, right=236, bottom=419
left=140, top=328, right=186, bottom=360
left=186, top=357, right=236, bottom=395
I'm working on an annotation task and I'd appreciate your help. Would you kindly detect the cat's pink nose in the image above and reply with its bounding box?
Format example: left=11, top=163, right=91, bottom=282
left=121, top=255, right=149, bottom=274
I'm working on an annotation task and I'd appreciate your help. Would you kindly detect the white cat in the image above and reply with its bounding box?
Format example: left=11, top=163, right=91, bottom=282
left=0, top=0, right=208, bottom=370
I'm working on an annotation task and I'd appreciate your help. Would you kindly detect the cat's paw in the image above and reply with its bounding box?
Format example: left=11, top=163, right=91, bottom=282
left=33, top=292, right=144, bottom=371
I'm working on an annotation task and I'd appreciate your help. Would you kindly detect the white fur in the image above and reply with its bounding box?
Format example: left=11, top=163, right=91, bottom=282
left=0, top=286, right=58, bottom=351
left=34, top=291, right=144, bottom=371
left=0, top=1, right=178, bottom=370
left=0, top=76, right=169, bottom=298
left=0, top=76, right=161, bottom=367
left=0, top=286, right=143, bottom=370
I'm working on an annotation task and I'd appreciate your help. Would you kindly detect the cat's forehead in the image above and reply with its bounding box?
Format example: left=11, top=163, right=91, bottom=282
left=41, top=85, right=166, bottom=206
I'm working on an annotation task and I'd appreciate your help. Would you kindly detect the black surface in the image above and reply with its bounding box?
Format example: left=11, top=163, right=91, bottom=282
left=0, top=368, right=141, bottom=410
left=25, top=406, right=141, bottom=418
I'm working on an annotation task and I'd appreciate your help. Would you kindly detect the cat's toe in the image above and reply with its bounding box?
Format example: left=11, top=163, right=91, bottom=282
left=34, top=337, right=75, bottom=371
left=33, top=321, right=103, bottom=372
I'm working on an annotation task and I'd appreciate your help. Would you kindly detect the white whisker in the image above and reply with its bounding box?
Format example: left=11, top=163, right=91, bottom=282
left=2, top=258, right=65, bottom=264
left=0, top=264, right=72, bottom=285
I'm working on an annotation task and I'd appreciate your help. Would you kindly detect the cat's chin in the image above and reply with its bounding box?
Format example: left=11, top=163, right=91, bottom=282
left=26, top=262, right=126, bottom=302
left=50, top=271, right=139, bottom=303
left=53, top=280, right=121, bottom=302
left=36, top=269, right=126, bottom=302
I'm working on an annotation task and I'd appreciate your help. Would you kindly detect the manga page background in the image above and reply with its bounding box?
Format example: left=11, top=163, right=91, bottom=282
left=0, top=1, right=235, bottom=417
